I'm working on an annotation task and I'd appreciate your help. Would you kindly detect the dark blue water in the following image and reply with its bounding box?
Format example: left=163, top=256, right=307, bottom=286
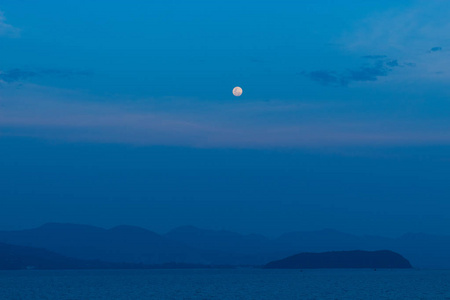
left=0, top=269, right=449, bottom=299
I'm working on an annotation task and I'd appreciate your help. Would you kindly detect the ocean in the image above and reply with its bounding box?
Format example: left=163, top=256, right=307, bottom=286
left=0, top=269, right=449, bottom=299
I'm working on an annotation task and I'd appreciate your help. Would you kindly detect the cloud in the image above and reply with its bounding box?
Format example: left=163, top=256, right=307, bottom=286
left=341, top=2, right=450, bottom=53
left=0, top=11, right=19, bottom=37
left=0, top=69, right=36, bottom=83
left=339, top=2, right=450, bottom=82
left=386, top=60, right=399, bottom=67
left=347, top=60, right=390, bottom=82
left=304, top=58, right=403, bottom=86
left=0, top=68, right=90, bottom=84
left=303, top=70, right=348, bottom=87
left=2, top=84, right=450, bottom=148
left=430, top=46, right=442, bottom=52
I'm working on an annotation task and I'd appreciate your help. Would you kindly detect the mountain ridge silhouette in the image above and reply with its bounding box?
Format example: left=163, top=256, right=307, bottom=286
left=1, top=223, right=450, bottom=268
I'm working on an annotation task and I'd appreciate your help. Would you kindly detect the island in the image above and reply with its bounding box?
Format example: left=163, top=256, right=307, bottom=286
left=264, top=250, right=412, bottom=269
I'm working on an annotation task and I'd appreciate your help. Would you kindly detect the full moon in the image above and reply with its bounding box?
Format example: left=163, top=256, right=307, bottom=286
left=232, top=86, right=243, bottom=97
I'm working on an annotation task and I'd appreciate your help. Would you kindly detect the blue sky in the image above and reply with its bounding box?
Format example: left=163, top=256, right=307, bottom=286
left=1, top=1, right=450, bottom=235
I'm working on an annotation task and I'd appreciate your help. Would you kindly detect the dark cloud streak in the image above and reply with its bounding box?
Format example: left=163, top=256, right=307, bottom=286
left=386, top=60, right=399, bottom=67
left=304, top=70, right=349, bottom=86
left=0, top=68, right=90, bottom=84
left=0, top=69, right=37, bottom=83
left=430, top=46, right=442, bottom=52
left=303, top=57, right=405, bottom=87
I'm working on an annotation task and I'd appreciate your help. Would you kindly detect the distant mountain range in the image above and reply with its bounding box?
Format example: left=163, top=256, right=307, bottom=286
left=0, top=242, right=227, bottom=270
left=0, top=242, right=99, bottom=270
left=1, top=223, right=450, bottom=269
left=0, top=223, right=202, bottom=265
left=264, top=250, right=412, bottom=269
left=0, top=242, right=160, bottom=270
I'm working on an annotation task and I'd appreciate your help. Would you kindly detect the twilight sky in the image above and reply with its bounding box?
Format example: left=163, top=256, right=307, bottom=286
left=1, top=1, right=450, bottom=236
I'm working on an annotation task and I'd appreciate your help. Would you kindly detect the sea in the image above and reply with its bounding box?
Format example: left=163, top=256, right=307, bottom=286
left=0, top=269, right=449, bottom=299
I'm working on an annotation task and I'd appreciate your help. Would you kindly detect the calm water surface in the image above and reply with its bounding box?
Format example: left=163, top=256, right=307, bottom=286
left=0, top=269, right=449, bottom=299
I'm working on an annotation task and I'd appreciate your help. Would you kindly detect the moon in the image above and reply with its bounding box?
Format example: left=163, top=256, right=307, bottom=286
left=232, top=86, right=243, bottom=97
